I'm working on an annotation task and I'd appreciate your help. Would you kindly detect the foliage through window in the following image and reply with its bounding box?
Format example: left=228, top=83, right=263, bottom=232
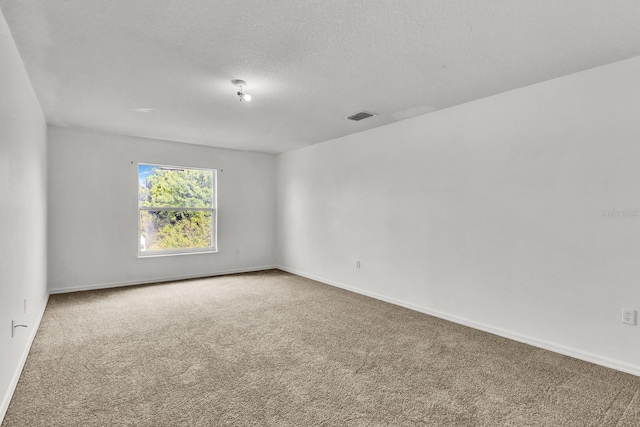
left=138, top=164, right=216, bottom=255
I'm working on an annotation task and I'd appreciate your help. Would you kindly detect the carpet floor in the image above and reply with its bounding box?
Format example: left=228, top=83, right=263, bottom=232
left=3, top=269, right=639, bottom=426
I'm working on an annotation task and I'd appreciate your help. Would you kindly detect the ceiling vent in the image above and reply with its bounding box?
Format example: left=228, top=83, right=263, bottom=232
left=346, top=111, right=376, bottom=121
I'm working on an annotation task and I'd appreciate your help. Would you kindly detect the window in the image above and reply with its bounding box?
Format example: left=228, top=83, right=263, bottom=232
left=138, top=163, right=216, bottom=256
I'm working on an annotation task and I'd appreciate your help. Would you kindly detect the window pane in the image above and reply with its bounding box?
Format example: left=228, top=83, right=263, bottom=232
left=138, top=164, right=213, bottom=208
left=140, top=210, right=213, bottom=251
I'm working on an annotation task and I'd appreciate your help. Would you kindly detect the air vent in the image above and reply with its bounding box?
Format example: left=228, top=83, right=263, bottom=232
left=347, top=111, right=376, bottom=121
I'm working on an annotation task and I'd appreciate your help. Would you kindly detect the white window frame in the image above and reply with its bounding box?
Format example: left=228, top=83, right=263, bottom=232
left=137, top=163, right=217, bottom=257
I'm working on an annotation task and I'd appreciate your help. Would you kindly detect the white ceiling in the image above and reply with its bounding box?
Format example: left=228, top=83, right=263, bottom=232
left=2, top=1, right=640, bottom=154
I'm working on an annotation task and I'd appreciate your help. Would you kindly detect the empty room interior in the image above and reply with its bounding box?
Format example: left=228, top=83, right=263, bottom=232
left=1, top=1, right=640, bottom=425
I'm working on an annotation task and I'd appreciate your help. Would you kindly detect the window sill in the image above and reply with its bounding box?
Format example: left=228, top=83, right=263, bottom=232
left=137, top=249, right=218, bottom=258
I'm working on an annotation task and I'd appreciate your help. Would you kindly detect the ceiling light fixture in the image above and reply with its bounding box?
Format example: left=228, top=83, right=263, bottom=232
left=232, top=79, right=251, bottom=102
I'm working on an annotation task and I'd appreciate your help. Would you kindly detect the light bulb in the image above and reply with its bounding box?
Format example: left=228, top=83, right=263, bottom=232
left=243, top=94, right=251, bottom=102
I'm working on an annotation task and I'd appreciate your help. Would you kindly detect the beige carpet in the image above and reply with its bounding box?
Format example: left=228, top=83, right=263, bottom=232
left=3, top=270, right=639, bottom=426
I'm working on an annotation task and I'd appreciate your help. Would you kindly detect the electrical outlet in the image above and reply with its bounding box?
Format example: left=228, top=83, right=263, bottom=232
left=622, top=309, right=637, bottom=326
left=356, top=260, right=361, bottom=269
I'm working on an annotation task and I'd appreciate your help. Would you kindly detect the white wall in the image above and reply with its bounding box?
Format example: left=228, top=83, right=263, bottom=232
left=277, top=56, right=640, bottom=375
left=0, top=9, right=48, bottom=420
left=48, top=126, right=276, bottom=292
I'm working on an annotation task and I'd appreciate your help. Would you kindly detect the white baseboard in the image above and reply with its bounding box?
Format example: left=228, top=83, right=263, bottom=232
left=276, top=265, right=640, bottom=378
left=49, top=265, right=278, bottom=294
left=0, top=293, right=50, bottom=424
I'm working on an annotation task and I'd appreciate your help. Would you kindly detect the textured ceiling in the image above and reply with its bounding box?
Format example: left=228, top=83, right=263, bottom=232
left=2, top=1, right=640, bottom=153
